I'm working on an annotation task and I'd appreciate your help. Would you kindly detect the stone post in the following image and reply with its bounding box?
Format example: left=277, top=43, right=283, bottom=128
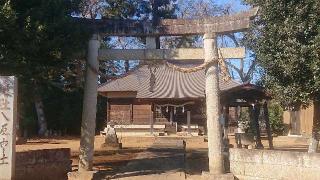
left=146, top=37, right=157, bottom=49
left=146, top=37, right=157, bottom=135
left=0, top=76, right=17, bottom=180
left=78, top=34, right=100, bottom=172
left=204, top=33, right=224, bottom=174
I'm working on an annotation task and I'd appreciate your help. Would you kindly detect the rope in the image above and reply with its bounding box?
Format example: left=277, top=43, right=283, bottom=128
left=165, top=48, right=231, bottom=82
left=219, top=58, right=232, bottom=82
left=165, top=61, right=214, bottom=73
left=88, top=47, right=232, bottom=82
left=154, top=101, right=195, bottom=107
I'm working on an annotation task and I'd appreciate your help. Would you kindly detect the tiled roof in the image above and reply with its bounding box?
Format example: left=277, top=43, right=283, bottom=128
left=98, top=63, right=241, bottom=98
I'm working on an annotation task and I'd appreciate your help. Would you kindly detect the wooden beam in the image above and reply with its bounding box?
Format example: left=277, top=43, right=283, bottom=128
left=99, top=47, right=245, bottom=60
left=78, top=8, right=258, bottom=36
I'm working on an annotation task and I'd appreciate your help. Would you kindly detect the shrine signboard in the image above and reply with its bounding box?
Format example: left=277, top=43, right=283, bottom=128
left=0, top=76, right=17, bottom=180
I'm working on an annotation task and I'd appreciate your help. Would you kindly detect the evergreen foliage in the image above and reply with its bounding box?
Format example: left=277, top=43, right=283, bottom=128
left=268, top=102, right=284, bottom=135
left=245, top=0, right=320, bottom=151
left=245, top=0, right=320, bottom=106
left=1, top=0, right=178, bottom=135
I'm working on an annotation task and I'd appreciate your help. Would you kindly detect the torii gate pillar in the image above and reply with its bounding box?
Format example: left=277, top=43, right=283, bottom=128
left=78, top=34, right=100, bottom=172
left=204, top=33, right=224, bottom=174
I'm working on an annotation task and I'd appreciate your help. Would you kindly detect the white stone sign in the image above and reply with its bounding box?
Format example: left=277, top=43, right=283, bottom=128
left=0, top=76, right=17, bottom=180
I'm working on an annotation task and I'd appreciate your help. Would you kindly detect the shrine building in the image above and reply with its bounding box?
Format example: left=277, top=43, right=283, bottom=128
left=98, top=61, right=266, bottom=136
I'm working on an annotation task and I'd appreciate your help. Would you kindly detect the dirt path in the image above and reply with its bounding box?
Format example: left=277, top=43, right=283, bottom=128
left=16, top=135, right=314, bottom=153
left=16, top=135, right=318, bottom=179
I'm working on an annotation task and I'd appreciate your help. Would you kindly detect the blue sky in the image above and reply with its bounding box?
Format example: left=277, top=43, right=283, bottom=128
left=215, top=0, right=249, bottom=12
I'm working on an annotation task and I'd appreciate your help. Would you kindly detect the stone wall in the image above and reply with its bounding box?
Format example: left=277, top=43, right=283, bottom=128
left=16, top=148, right=71, bottom=180
left=230, top=149, right=320, bottom=180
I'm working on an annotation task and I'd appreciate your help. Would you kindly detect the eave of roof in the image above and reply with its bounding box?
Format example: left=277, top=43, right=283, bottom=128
left=98, top=63, right=241, bottom=99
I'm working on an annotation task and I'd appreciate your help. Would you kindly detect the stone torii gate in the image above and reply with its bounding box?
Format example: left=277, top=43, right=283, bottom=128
left=76, top=7, right=258, bottom=178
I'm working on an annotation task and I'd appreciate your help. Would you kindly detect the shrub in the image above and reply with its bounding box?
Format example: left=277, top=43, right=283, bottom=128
left=268, top=102, right=285, bottom=135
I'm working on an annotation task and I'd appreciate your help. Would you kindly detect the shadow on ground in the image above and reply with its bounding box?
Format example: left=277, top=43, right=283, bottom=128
left=87, top=148, right=209, bottom=179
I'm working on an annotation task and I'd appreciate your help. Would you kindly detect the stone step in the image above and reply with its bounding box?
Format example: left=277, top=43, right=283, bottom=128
left=164, top=124, right=177, bottom=134
left=201, top=173, right=235, bottom=180
left=151, top=139, right=186, bottom=150
left=114, top=171, right=186, bottom=180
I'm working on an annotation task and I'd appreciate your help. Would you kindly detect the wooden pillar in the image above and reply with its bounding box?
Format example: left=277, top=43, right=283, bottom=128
left=78, top=34, right=100, bottom=171
left=170, top=108, right=173, bottom=124
left=252, top=104, right=264, bottom=149
left=130, top=103, right=133, bottom=124
left=234, top=106, right=242, bottom=148
left=187, top=111, right=191, bottom=135
left=204, top=33, right=224, bottom=174
left=150, top=111, right=154, bottom=135
left=106, top=98, right=110, bottom=126
left=223, top=106, right=230, bottom=151
left=223, top=106, right=229, bottom=141
left=235, top=106, right=242, bottom=132
left=263, top=102, right=274, bottom=149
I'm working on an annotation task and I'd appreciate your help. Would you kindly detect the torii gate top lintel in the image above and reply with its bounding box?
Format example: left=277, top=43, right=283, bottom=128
left=81, top=7, right=258, bottom=37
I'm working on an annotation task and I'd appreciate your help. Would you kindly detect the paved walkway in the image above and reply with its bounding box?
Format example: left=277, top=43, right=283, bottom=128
left=107, top=139, right=188, bottom=179
left=113, top=171, right=188, bottom=180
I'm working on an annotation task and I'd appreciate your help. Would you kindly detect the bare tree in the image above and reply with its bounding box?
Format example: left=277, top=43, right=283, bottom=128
left=115, top=37, right=143, bottom=73
left=79, top=0, right=106, bottom=19
left=220, top=6, right=258, bottom=83
left=163, top=0, right=258, bottom=83
left=222, top=33, right=257, bottom=83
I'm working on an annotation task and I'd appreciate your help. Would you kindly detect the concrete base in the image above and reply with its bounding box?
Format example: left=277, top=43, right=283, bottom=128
left=68, top=171, right=98, bottom=180
left=201, top=172, right=235, bottom=180
left=100, top=142, right=122, bottom=150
